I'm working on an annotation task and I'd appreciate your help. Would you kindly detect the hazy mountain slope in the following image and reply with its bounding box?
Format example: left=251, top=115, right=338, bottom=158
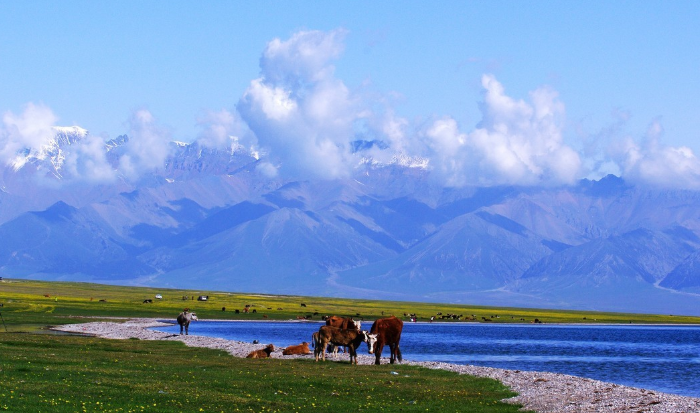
left=338, top=211, right=554, bottom=294
left=0, top=201, right=152, bottom=278
left=660, top=250, right=700, bottom=293
left=143, top=207, right=399, bottom=294
left=3, top=129, right=700, bottom=314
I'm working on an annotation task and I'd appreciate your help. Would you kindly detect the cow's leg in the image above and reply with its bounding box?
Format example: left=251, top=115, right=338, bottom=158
left=321, top=339, right=327, bottom=362
left=374, top=343, right=384, bottom=365
left=179, top=324, right=183, bottom=335
left=350, top=346, right=357, bottom=365
left=389, top=343, right=396, bottom=364
left=185, top=323, right=189, bottom=335
left=396, top=343, right=402, bottom=363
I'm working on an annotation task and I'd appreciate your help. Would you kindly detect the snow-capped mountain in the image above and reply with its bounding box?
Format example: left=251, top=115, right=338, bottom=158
left=10, top=126, right=88, bottom=176
left=3, top=127, right=700, bottom=315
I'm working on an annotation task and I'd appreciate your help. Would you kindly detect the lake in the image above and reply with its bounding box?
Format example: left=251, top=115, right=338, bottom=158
left=153, top=321, right=700, bottom=398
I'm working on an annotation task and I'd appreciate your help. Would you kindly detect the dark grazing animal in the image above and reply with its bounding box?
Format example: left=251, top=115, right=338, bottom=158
left=177, top=309, right=197, bottom=335
left=366, top=316, right=403, bottom=365
left=246, top=344, right=274, bottom=358
left=314, top=326, right=368, bottom=365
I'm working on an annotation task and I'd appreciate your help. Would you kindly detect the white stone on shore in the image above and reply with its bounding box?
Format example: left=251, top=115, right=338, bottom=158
left=53, top=319, right=700, bottom=413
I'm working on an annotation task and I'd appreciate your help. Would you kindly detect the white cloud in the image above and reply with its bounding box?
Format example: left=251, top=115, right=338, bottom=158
left=118, top=109, right=173, bottom=180
left=0, top=103, right=58, bottom=164
left=63, top=134, right=116, bottom=183
left=237, top=29, right=360, bottom=180
left=465, top=74, right=582, bottom=186
left=405, top=74, right=582, bottom=187
left=195, top=109, right=252, bottom=151
left=610, top=120, right=700, bottom=189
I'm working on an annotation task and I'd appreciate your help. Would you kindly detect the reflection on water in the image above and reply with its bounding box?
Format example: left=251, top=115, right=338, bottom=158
left=153, top=321, right=700, bottom=398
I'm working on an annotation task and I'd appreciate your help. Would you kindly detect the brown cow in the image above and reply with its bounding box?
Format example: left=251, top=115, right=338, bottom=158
left=314, top=326, right=368, bottom=365
left=282, top=342, right=311, bottom=355
left=366, top=316, right=403, bottom=365
left=246, top=344, right=274, bottom=359
left=325, top=315, right=361, bottom=331
left=325, top=316, right=361, bottom=355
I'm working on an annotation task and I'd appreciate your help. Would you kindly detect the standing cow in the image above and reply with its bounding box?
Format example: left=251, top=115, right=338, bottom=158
left=177, top=309, right=198, bottom=335
left=366, top=316, right=403, bottom=365
left=314, top=326, right=368, bottom=365
left=325, top=316, right=361, bottom=355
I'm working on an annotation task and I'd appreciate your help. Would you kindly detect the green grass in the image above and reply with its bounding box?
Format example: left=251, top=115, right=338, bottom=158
left=1, top=278, right=698, bottom=412
left=0, top=333, right=529, bottom=413
left=1, top=278, right=698, bottom=333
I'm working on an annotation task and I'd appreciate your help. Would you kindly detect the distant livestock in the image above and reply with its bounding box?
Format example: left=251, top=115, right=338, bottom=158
left=282, top=342, right=311, bottom=355
left=177, top=309, right=198, bottom=335
left=246, top=344, right=274, bottom=359
left=314, top=326, right=368, bottom=365
left=367, top=316, right=403, bottom=365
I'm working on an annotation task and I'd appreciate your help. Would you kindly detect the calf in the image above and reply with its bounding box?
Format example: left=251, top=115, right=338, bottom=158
left=325, top=316, right=361, bottom=354
left=246, top=344, right=274, bottom=359
left=282, top=342, right=311, bottom=355
left=314, top=326, right=368, bottom=365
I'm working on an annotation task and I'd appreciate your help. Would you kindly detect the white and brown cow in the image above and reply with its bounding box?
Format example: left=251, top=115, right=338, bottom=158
left=314, top=326, right=368, bottom=365
left=366, top=316, right=403, bottom=365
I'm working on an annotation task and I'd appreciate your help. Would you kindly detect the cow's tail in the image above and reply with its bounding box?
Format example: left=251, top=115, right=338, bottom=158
left=311, top=332, right=316, bottom=348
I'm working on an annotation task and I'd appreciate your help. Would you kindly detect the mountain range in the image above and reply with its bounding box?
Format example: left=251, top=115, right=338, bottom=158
left=2, top=127, right=700, bottom=315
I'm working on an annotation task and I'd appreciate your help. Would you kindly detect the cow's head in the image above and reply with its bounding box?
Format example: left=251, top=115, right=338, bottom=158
left=354, top=320, right=362, bottom=331
left=191, top=313, right=198, bottom=321
left=365, top=332, right=378, bottom=354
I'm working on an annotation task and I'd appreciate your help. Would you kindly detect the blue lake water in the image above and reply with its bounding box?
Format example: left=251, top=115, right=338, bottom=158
left=153, top=321, right=700, bottom=398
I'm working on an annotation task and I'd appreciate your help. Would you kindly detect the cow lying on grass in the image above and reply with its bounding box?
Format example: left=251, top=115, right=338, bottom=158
left=282, top=342, right=311, bottom=355
left=314, top=326, right=368, bottom=365
left=246, top=344, right=274, bottom=359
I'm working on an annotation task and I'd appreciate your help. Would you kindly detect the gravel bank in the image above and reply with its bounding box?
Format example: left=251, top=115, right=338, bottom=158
left=53, top=318, right=700, bottom=413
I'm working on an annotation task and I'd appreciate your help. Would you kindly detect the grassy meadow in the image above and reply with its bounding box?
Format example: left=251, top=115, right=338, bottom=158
left=1, top=278, right=698, bottom=333
left=1, top=278, right=700, bottom=412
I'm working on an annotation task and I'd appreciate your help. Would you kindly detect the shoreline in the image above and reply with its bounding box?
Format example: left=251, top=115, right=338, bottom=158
left=52, top=318, right=700, bottom=413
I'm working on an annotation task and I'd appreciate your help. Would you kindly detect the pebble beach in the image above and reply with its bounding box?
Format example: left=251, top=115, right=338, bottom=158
left=53, top=318, right=700, bottom=413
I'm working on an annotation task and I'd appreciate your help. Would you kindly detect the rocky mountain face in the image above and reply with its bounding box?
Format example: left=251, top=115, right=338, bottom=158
left=2, top=129, right=700, bottom=315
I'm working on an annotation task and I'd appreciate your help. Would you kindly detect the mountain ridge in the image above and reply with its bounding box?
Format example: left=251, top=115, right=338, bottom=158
left=3, top=129, right=700, bottom=315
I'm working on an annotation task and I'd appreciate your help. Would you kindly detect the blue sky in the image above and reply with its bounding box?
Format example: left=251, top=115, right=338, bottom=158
left=1, top=2, right=699, bottom=187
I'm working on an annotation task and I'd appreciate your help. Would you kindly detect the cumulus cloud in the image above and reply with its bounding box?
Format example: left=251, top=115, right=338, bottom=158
left=610, top=120, right=700, bottom=189
left=0, top=103, right=58, bottom=164
left=396, top=74, right=583, bottom=186
left=466, top=75, right=582, bottom=185
left=118, top=109, right=173, bottom=180
left=237, top=29, right=361, bottom=180
left=195, top=109, right=253, bottom=151
left=62, top=133, right=116, bottom=183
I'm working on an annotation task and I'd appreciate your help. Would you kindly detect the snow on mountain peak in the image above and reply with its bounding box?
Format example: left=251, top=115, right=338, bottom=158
left=10, top=125, right=89, bottom=173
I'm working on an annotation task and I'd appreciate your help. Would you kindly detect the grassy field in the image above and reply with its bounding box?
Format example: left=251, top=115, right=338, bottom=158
left=0, top=333, right=527, bottom=413
left=1, top=278, right=699, bottom=412
left=1, top=278, right=699, bottom=333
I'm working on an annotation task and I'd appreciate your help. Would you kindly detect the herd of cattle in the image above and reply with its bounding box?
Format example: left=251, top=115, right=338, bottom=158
left=176, top=310, right=403, bottom=365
